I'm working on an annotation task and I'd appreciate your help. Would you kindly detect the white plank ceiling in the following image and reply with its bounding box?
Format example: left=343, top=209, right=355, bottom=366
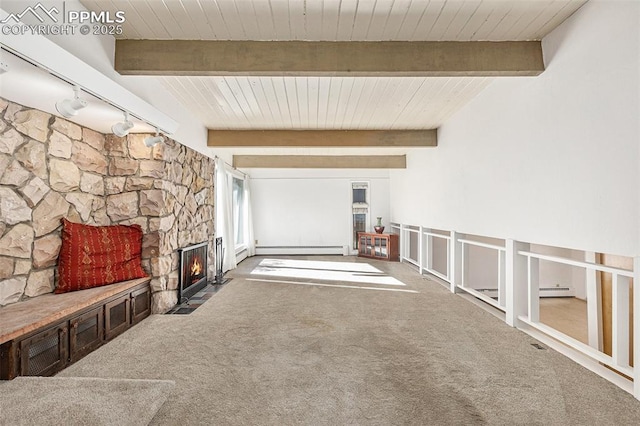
left=159, top=75, right=492, bottom=129
left=80, top=0, right=587, bottom=133
left=82, top=0, right=586, bottom=42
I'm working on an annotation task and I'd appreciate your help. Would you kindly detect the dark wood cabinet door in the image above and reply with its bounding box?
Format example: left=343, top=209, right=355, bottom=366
left=0, top=341, right=18, bottom=379
left=104, top=295, right=130, bottom=340
left=69, top=307, right=104, bottom=363
left=131, top=286, right=151, bottom=325
left=19, top=323, right=68, bottom=377
left=359, top=235, right=366, bottom=255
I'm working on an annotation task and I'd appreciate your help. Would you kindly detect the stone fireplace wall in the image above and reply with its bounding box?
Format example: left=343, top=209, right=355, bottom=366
left=0, top=98, right=215, bottom=313
left=145, top=135, right=216, bottom=312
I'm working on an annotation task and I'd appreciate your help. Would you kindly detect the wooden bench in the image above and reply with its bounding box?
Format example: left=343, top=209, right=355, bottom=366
left=0, top=277, right=151, bottom=380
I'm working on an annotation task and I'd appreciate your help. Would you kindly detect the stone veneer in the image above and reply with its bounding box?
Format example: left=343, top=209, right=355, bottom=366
left=0, top=98, right=215, bottom=313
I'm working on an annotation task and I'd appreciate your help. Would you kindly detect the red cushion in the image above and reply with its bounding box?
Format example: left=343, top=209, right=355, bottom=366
left=56, top=218, right=148, bottom=293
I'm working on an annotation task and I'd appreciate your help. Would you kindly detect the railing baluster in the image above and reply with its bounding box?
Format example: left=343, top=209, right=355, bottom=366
left=461, top=241, right=467, bottom=288
left=527, top=257, right=540, bottom=323
left=585, top=251, right=603, bottom=350
left=612, top=273, right=630, bottom=368
left=418, top=226, right=424, bottom=275
left=450, top=231, right=461, bottom=293
left=498, top=250, right=506, bottom=308
left=399, top=224, right=404, bottom=263
left=506, top=240, right=528, bottom=327
left=633, top=256, right=640, bottom=400
left=446, top=238, right=451, bottom=282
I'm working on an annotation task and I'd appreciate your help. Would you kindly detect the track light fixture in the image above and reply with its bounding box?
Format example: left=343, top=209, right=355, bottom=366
left=144, top=128, right=164, bottom=147
left=56, top=85, right=87, bottom=118
left=112, top=111, right=134, bottom=137
left=53, top=84, right=168, bottom=140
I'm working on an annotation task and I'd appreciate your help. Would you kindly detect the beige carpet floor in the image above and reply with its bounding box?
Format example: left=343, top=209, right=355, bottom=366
left=56, top=256, right=640, bottom=425
left=0, top=376, right=174, bottom=426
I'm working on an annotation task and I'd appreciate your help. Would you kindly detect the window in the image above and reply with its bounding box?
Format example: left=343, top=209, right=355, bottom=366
left=353, top=213, right=367, bottom=249
left=352, top=188, right=366, bottom=204
left=232, top=177, right=245, bottom=249
left=351, top=182, right=369, bottom=250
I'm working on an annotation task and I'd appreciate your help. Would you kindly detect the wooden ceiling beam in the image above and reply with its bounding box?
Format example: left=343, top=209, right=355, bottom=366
left=208, top=129, right=436, bottom=148
left=233, top=155, right=407, bottom=169
left=115, top=40, right=544, bottom=76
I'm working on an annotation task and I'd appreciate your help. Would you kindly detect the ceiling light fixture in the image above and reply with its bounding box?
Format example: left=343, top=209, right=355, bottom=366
left=144, top=128, right=164, bottom=147
left=112, top=111, right=134, bottom=137
left=55, top=85, right=87, bottom=118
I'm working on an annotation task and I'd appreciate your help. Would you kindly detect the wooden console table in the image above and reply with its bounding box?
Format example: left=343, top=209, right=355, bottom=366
left=357, top=232, right=399, bottom=261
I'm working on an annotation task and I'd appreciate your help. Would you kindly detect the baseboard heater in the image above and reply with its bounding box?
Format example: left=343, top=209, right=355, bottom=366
left=539, top=287, right=574, bottom=297
left=475, top=287, right=573, bottom=298
left=255, top=245, right=346, bottom=255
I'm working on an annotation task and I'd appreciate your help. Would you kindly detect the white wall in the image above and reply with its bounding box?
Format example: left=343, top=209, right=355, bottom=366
left=390, top=0, right=640, bottom=257
left=250, top=169, right=390, bottom=253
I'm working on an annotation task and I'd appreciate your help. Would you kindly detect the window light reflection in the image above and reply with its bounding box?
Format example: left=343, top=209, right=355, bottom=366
left=251, top=258, right=407, bottom=287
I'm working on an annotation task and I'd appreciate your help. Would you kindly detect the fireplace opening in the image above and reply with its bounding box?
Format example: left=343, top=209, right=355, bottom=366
left=178, top=242, right=209, bottom=303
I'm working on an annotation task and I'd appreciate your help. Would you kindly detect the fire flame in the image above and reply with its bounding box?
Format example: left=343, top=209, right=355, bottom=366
left=190, top=257, right=202, bottom=276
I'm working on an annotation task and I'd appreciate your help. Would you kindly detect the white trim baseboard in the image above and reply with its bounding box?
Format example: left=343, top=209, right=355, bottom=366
left=255, top=246, right=345, bottom=255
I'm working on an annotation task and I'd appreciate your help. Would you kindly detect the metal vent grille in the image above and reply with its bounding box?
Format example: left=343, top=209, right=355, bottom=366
left=76, top=317, right=98, bottom=349
left=109, top=302, right=127, bottom=329
left=26, top=334, right=61, bottom=376
left=134, top=293, right=149, bottom=315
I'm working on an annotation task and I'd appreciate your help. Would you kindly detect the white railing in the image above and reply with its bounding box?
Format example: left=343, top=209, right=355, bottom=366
left=518, top=250, right=634, bottom=378
left=400, top=226, right=421, bottom=267
left=458, top=238, right=506, bottom=311
left=391, top=221, right=639, bottom=400
left=422, top=230, right=451, bottom=282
